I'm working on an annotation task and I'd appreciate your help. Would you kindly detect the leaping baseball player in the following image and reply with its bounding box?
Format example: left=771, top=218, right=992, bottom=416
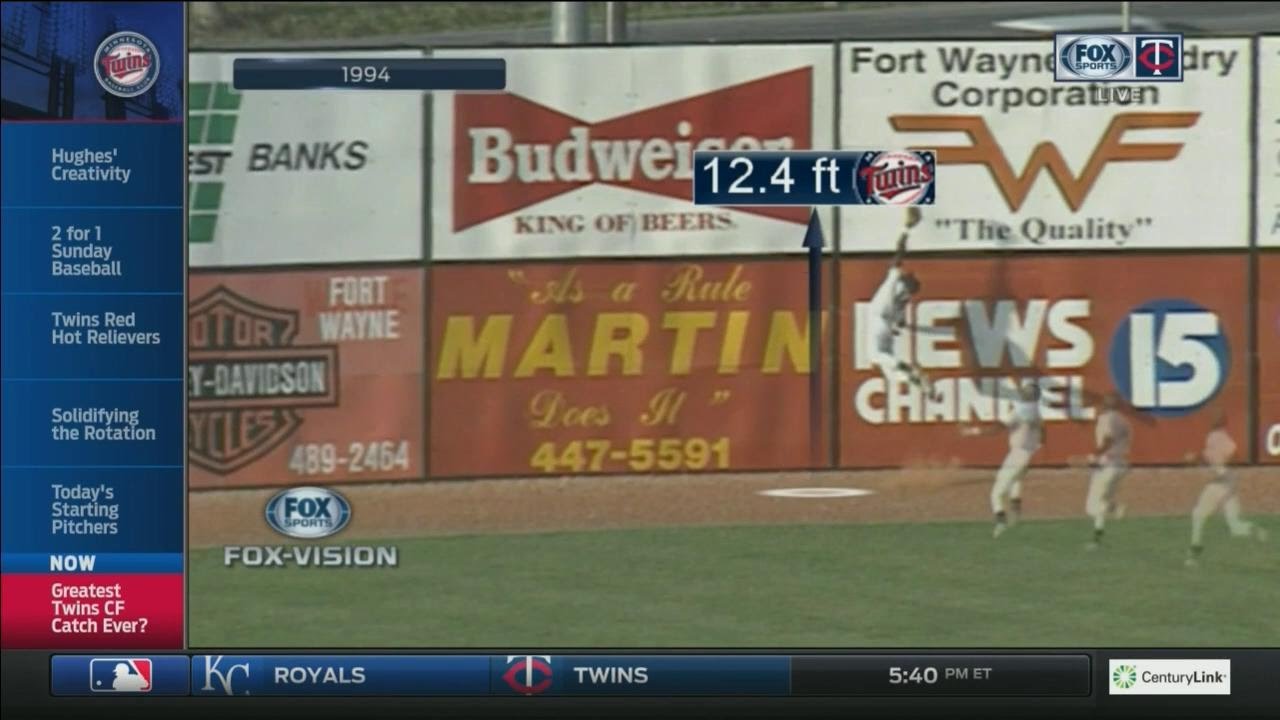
left=1084, top=393, right=1132, bottom=551
left=865, top=207, right=938, bottom=400
left=961, top=382, right=1045, bottom=538
left=1185, top=412, right=1268, bottom=567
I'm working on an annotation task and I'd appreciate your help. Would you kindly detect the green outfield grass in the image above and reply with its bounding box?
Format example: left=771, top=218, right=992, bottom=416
left=189, top=516, right=1279, bottom=648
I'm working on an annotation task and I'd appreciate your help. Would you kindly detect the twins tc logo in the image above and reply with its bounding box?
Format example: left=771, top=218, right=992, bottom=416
left=1135, top=36, right=1183, bottom=80
left=503, top=655, right=553, bottom=695
left=1108, top=299, right=1229, bottom=417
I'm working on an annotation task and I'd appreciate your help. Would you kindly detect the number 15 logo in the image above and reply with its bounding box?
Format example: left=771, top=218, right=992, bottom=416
left=1108, top=299, right=1230, bottom=416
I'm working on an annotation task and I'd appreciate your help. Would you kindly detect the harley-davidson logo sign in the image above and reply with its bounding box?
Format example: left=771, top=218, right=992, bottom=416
left=452, top=67, right=814, bottom=230
left=188, top=287, right=339, bottom=474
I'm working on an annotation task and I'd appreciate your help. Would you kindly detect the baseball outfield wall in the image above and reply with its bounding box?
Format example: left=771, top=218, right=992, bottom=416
left=187, top=36, right=1280, bottom=488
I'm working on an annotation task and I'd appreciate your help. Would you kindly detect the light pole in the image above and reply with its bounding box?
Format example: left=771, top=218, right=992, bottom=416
left=551, top=2, right=588, bottom=44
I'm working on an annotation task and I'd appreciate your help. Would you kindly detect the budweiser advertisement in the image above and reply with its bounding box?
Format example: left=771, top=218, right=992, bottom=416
left=839, top=254, right=1248, bottom=468
left=431, top=45, right=834, bottom=260
left=1261, top=37, right=1280, bottom=248
left=1260, top=254, right=1280, bottom=464
left=188, top=51, right=425, bottom=267
left=189, top=268, right=425, bottom=488
left=839, top=40, right=1251, bottom=251
left=430, top=259, right=831, bottom=477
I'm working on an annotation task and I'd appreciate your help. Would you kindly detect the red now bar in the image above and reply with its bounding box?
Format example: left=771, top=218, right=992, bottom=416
left=0, top=573, right=183, bottom=649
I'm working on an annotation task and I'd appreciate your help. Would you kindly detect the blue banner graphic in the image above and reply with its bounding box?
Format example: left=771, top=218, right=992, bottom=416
left=190, top=656, right=492, bottom=696
left=693, top=150, right=936, bottom=207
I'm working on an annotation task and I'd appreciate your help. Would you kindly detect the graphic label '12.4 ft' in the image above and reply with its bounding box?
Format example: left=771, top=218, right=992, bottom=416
left=693, top=150, right=936, bottom=206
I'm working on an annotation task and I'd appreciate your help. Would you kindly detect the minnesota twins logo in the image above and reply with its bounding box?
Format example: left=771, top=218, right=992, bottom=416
left=502, top=655, right=553, bottom=695
left=854, top=150, right=936, bottom=205
left=1135, top=36, right=1183, bottom=80
left=94, top=31, right=161, bottom=98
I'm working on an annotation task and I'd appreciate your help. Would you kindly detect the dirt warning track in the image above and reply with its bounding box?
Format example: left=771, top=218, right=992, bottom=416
left=191, top=467, right=1279, bottom=548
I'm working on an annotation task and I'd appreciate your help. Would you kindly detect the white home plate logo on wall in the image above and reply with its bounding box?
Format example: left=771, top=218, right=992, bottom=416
left=758, top=488, right=874, bottom=499
left=94, top=31, right=161, bottom=98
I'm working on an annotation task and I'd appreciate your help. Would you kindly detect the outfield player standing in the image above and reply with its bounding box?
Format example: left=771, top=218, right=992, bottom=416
left=1085, top=393, right=1132, bottom=551
left=866, top=207, right=937, bottom=399
left=1185, top=413, right=1269, bottom=567
left=962, top=383, right=1044, bottom=538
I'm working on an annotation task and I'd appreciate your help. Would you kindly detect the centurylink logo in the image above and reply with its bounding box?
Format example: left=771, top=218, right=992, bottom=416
left=1112, top=664, right=1138, bottom=690
left=1108, top=659, right=1231, bottom=695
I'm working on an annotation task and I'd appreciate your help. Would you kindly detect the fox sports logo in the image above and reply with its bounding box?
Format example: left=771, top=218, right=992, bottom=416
left=265, top=487, right=351, bottom=540
left=1060, top=35, right=1132, bottom=79
left=94, top=31, right=160, bottom=98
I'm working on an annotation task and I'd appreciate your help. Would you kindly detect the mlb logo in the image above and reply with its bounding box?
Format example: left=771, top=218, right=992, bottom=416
left=1133, top=35, right=1183, bottom=80
left=89, top=658, right=152, bottom=693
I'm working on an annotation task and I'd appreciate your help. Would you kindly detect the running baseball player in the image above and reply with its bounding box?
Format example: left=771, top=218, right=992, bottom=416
left=961, top=383, right=1044, bottom=538
left=1084, top=393, right=1132, bottom=551
left=866, top=207, right=937, bottom=399
left=1185, top=412, right=1268, bottom=567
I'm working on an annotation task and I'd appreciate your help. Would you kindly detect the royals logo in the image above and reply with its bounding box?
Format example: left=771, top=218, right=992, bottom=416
left=188, top=287, right=339, bottom=474
left=94, top=31, right=161, bottom=98
left=452, top=67, right=814, bottom=230
left=854, top=150, right=936, bottom=205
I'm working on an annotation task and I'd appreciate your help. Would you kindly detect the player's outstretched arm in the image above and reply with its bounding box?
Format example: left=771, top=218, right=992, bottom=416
left=892, top=234, right=909, bottom=267
left=891, top=207, right=923, bottom=267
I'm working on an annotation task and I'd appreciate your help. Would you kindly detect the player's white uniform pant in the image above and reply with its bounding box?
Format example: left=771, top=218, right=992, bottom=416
left=1086, top=463, right=1127, bottom=529
left=1191, top=473, right=1254, bottom=546
left=870, top=323, right=924, bottom=389
left=990, top=448, right=1033, bottom=515
left=870, top=324, right=901, bottom=380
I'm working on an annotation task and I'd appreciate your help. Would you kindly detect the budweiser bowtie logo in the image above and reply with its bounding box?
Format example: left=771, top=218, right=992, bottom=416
left=452, top=67, right=813, bottom=231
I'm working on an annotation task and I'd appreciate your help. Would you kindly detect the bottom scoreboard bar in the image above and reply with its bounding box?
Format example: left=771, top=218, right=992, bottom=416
left=51, top=654, right=1095, bottom=697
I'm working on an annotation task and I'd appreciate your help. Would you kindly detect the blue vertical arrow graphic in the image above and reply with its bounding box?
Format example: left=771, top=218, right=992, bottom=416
left=802, top=209, right=825, bottom=469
